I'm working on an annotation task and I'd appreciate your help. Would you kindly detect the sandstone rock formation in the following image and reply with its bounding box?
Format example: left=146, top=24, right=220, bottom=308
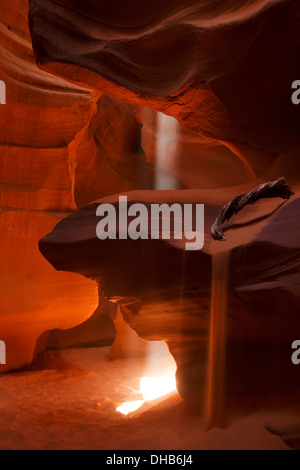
left=39, top=188, right=300, bottom=421
left=0, top=1, right=100, bottom=371
left=0, top=0, right=263, bottom=372
left=25, top=0, right=300, bottom=424
left=1, top=1, right=299, bottom=441
left=29, top=0, right=300, bottom=172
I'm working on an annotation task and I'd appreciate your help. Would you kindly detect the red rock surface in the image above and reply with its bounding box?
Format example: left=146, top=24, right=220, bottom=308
left=0, top=0, right=300, bottom=449
left=29, top=0, right=300, bottom=171
left=2, top=1, right=266, bottom=372
left=0, top=1, right=99, bottom=371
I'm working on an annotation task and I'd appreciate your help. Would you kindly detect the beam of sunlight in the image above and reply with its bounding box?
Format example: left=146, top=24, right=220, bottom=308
left=155, top=112, right=180, bottom=189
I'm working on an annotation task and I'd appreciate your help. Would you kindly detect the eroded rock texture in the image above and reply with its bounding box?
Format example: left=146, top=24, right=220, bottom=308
left=0, top=1, right=100, bottom=371
left=29, top=0, right=300, bottom=172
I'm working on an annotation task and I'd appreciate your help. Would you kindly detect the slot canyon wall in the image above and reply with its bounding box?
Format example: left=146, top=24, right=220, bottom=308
left=1, top=0, right=300, bottom=425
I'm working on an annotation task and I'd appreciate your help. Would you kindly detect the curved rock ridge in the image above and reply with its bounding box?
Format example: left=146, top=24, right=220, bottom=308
left=29, top=0, right=300, bottom=168
left=39, top=188, right=300, bottom=409
left=28, top=0, right=287, bottom=96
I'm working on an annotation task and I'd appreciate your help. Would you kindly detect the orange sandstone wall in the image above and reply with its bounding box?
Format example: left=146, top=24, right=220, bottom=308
left=0, top=1, right=98, bottom=371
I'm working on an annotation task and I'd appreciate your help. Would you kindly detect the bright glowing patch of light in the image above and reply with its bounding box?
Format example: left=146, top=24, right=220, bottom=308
left=139, top=376, right=177, bottom=401
left=116, top=400, right=145, bottom=415
left=116, top=374, right=177, bottom=415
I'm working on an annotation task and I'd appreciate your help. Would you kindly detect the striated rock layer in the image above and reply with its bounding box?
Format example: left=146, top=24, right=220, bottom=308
left=0, top=1, right=100, bottom=371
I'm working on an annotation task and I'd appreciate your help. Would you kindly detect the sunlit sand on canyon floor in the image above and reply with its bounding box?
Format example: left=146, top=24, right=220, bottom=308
left=0, top=345, right=295, bottom=450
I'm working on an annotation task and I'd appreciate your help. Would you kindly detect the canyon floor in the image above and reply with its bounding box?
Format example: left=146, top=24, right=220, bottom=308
left=0, top=345, right=295, bottom=450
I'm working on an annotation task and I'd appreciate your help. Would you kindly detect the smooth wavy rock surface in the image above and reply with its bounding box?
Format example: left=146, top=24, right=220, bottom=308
left=0, top=1, right=99, bottom=371
left=29, top=0, right=300, bottom=163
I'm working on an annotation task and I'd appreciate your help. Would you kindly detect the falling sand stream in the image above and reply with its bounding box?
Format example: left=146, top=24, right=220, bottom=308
left=206, top=248, right=231, bottom=429
left=204, top=193, right=289, bottom=428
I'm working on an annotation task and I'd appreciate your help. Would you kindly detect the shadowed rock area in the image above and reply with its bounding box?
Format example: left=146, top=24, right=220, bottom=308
left=29, top=0, right=300, bottom=164
left=39, top=189, right=300, bottom=420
